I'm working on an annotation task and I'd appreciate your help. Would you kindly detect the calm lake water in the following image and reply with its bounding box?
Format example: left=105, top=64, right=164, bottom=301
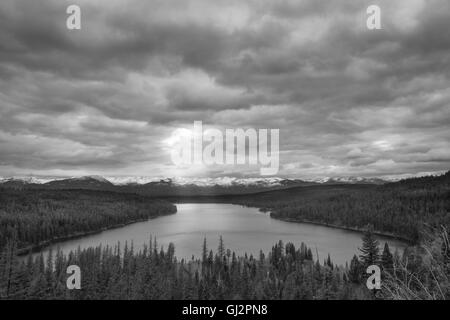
left=35, top=203, right=407, bottom=266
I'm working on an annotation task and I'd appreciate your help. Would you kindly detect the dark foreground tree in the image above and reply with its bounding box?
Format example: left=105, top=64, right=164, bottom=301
left=381, top=242, right=394, bottom=271
left=0, top=238, right=367, bottom=300
left=359, top=225, right=380, bottom=268
left=348, top=255, right=361, bottom=284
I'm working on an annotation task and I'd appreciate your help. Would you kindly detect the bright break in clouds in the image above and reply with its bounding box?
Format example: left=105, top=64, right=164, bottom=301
left=0, top=0, right=449, bottom=179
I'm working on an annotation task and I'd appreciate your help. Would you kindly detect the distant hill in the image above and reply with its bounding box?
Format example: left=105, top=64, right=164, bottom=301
left=0, top=175, right=319, bottom=195
left=0, top=174, right=390, bottom=196
left=44, top=176, right=116, bottom=190
left=218, top=171, right=450, bottom=243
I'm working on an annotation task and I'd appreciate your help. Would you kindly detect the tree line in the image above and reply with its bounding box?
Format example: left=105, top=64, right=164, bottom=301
left=0, top=189, right=176, bottom=250
left=229, top=171, right=450, bottom=242
left=4, top=226, right=447, bottom=300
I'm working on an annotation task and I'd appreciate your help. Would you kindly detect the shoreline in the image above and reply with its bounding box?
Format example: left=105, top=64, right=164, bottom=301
left=17, top=212, right=175, bottom=256
left=270, top=215, right=414, bottom=244
left=208, top=201, right=415, bottom=244
left=228, top=201, right=414, bottom=244
left=16, top=203, right=413, bottom=256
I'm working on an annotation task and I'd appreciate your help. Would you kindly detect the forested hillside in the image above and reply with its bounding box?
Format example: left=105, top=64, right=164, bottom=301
left=0, top=189, right=176, bottom=251
left=0, top=173, right=449, bottom=300
left=0, top=237, right=377, bottom=299
left=1, top=227, right=448, bottom=300
left=225, top=172, right=450, bottom=242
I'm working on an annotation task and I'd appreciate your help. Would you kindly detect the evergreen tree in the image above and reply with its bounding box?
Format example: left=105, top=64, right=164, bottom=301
left=218, top=236, right=225, bottom=258
left=201, top=237, right=208, bottom=263
left=325, top=254, right=333, bottom=269
left=348, top=255, right=361, bottom=284
left=306, top=248, right=313, bottom=260
left=359, top=226, right=380, bottom=268
left=381, top=242, right=394, bottom=271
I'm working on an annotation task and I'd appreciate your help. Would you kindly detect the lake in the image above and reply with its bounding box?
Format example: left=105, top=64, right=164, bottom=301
left=35, top=203, right=407, bottom=266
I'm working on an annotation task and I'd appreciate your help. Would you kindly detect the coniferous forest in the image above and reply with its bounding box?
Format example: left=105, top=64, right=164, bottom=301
left=0, top=190, right=176, bottom=250
left=0, top=172, right=449, bottom=300
left=1, top=227, right=449, bottom=300
left=227, top=171, right=450, bottom=243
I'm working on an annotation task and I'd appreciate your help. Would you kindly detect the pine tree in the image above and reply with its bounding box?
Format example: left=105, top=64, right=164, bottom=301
left=201, top=237, right=208, bottom=263
left=167, top=243, right=175, bottom=262
left=306, top=248, right=313, bottom=260
left=381, top=242, right=394, bottom=271
left=359, top=225, right=380, bottom=268
left=348, top=255, right=361, bottom=284
left=325, top=254, right=333, bottom=269
left=218, top=236, right=225, bottom=258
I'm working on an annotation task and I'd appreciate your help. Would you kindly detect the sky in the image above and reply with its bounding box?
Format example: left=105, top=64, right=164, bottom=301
left=0, top=0, right=449, bottom=179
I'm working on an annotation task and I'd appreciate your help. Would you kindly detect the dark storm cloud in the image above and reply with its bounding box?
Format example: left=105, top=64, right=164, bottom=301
left=0, top=0, right=449, bottom=178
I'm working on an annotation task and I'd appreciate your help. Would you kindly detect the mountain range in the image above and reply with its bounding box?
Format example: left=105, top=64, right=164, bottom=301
left=0, top=174, right=391, bottom=196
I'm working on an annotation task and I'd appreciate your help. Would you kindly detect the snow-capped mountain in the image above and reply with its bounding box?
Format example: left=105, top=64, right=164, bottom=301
left=4, top=172, right=445, bottom=196
left=0, top=175, right=392, bottom=185
left=0, top=176, right=63, bottom=184
left=8, top=173, right=442, bottom=195
left=315, top=176, right=387, bottom=185
left=0, top=175, right=309, bottom=187
left=0, top=175, right=316, bottom=195
left=103, top=176, right=296, bottom=187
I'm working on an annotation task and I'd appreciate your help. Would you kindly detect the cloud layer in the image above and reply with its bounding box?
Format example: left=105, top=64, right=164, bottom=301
left=0, top=0, right=449, bottom=178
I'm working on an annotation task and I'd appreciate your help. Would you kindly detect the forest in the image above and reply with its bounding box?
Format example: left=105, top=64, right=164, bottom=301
left=224, top=171, right=450, bottom=243
left=1, top=226, right=449, bottom=300
left=0, top=189, right=176, bottom=251
left=0, top=172, right=449, bottom=299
